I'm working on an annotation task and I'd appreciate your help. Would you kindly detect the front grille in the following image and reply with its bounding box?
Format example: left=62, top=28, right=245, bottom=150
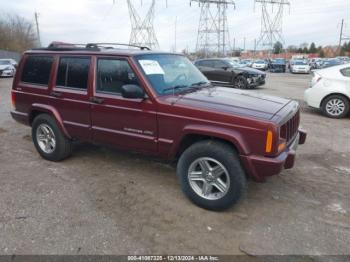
left=280, top=110, right=300, bottom=144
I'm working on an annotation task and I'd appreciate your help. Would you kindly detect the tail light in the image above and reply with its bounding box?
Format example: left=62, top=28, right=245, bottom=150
left=11, top=91, right=16, bottom=108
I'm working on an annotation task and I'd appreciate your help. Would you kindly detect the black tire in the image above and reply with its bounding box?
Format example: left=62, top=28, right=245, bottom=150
left=321, top=95, right=350, bottom=119
left=177, top=140, right=246, bottom=211
left=233, top=75, right=249, bottom=89
left=32, top=114, right=72, bottom=161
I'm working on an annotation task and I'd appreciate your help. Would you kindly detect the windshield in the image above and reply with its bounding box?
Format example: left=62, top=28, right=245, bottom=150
left=135, top=54, right=210, bottom=95
left=295, top=61, right=307, bottom=65
left=255, top=60, right=265, bottom=64
left=0, top=60, right=10, bottom=65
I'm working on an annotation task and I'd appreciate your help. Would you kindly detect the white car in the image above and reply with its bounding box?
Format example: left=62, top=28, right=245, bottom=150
left=0, top=59, right=16, bottom=77
left=290, top=61, right=310, bottom=74
left=304, top=64, right=350, bottom=118
left=252, top=60, right=268, bottom=71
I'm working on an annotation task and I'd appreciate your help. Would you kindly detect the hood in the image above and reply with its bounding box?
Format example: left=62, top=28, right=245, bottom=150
left=168, top=87, right=291, bottom=121
left=232, top=67, right=266, bottom=75
left=0, top=65, right=12, bottom=70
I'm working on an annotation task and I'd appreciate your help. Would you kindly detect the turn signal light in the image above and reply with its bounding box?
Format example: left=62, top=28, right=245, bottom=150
left=265, top=130, right=273, bottom=153
left=278, top=141, right=286, bottom=153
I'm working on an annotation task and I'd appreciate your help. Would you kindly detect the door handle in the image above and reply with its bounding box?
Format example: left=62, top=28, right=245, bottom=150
left=50, top=91, right=62, bottom=98
left=90, top=97, right=104, bottom=104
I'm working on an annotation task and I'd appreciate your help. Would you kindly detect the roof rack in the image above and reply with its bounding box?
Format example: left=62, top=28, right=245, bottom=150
left=86, top=43, right=151, bottom=51
left=33, top=42, right=151, bottom=52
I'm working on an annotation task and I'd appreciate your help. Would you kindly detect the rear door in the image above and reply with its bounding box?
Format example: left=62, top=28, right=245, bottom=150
left=49, top=55, right=92, bottom=141
left=90, top=56, right=157, bottom=153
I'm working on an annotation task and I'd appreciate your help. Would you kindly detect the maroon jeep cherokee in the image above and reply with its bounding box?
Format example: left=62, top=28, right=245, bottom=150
left=11, top=43, right=306, bottom=210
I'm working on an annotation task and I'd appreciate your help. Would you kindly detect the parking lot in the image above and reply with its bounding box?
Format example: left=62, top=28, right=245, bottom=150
left=0, top=74, right=349, bottom=255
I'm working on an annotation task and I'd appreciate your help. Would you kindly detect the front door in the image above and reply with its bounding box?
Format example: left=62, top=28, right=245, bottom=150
left=90, top=56, right=157, bottom=153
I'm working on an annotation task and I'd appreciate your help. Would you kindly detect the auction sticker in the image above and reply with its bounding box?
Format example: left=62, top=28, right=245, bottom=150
left=139, top=60, right=165, bottom=75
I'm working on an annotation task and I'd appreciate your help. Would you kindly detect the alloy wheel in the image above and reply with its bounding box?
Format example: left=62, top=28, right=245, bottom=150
left=188, top=157, right=230, bottom=200
left=36, top=123, right=56, bottom=154
left=326, top=98, right=346, bottom=117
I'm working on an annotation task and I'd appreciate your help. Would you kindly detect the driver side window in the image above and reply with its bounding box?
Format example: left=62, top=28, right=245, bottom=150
left=96, top=58, right=139, bottom=95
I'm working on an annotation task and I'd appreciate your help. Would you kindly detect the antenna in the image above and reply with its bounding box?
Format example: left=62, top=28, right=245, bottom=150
left=255, top=0, right=290, bottom=51
left=190, top=0, right=236, bottom=58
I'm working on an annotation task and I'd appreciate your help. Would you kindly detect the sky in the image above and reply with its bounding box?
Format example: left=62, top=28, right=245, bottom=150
left=1, top=0, right=350, bottom=52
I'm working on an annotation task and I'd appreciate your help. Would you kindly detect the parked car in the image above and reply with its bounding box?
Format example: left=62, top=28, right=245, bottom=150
left=0, top=59, right=16, bottom=77
left=269, top=58, right=287, bottom=73
left=194, top=58, right=266, bottom=89
left=252, top=60, right=268, bottom=71
left=11, top=42, right=306, bottom=211
left=290, top=60, right=311, bottom=74
left=304, top=64, right=350, bottom=118
left=322, top=59, right=343, bottom=69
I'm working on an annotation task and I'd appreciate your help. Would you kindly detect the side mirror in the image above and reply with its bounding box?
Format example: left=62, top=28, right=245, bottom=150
left=221, top=66, right=229, bottom=70
left=121, top=84, right=145, bottom=99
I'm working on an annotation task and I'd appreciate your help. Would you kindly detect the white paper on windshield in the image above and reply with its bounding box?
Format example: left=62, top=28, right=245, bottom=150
left=139, top=60, right=165, bottom=75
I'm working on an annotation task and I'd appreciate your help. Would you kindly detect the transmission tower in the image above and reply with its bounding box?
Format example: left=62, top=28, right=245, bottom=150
left=255, top=0, right=290, bottom=51
left=191, top=0, right=235, bottom=57
left=126, top=0, right=159, bottom=49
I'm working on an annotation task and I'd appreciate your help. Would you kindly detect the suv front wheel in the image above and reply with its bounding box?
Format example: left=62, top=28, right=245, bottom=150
left=177, top=140, right=246, bottom=211
left=32, top=114, right=72, bottom=161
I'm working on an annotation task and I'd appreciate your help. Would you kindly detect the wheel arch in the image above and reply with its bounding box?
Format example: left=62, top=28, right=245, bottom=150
left=29, top=104, right=71, bottom=139
left=320, top=93, right=350, bottom=108
left=173, top=125, right=250, bottom=159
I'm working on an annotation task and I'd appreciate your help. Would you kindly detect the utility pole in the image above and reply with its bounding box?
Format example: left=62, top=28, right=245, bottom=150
left=339, top=19, right=344, bottom=49
left=190, top=0, right=236, bottom=57
left=243, top=37, right=246, bottom=50
left=174, top=16, right=177, bottom=52
left=338, top=19, right=350, bottom=55
left=34, top=12, right=41, bottom=47
left=255, top=0, right=290, bottom=51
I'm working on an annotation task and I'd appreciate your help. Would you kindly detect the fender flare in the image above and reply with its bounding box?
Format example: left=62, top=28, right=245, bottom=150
left=171, top=124, right=251, bottom=157
left=29, top=104, right=71, bottom=139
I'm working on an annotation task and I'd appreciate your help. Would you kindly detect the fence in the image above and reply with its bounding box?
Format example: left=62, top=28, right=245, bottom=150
left=0, top=50, right=21, bottom=61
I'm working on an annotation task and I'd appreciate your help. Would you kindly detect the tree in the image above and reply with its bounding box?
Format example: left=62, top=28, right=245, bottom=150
left=273, top=41, right=283, bottom=54
left=0, top=14, right=38, bottom=52
left=309, top=42, right=317, bottom=53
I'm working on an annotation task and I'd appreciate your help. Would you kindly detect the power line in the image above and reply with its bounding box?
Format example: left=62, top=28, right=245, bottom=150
left=190, top=0, right=235, bottom=57
left=255, top=0, right=290, bottom=51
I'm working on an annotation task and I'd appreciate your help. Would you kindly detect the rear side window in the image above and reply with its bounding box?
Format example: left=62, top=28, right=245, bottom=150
left=96, top=58, right=139, bottom=95
left=21, top=56, right=53, bottom=85
left=340, top=67, right=350, bottom=77
left=56, top=57, right=91, bottom=90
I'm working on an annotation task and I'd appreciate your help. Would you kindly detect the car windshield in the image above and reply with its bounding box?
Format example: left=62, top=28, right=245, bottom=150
left=295, top=61, right=307, bottom=65
left=0, top=60, right=10, bottom=65
left=135, top=54, right=210, bottom=95
left=255, top=60, right=265, bottom=64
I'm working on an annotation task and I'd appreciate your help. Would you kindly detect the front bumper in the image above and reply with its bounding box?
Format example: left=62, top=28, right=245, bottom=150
left=0, top=69, right=14, bottom=77
left=240, top=129, right=307, bottom=182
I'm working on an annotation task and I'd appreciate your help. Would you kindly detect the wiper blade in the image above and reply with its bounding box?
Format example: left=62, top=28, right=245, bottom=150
left=162, top=85, right=188, bottom=94
left=190, top=81, right=210, bottom=87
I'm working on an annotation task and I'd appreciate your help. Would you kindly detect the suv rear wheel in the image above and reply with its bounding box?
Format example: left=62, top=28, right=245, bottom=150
left=32, top=114, right=72, bottom=161
left=321, top=95, right=350, bottom=119
left=177, top=140, right=246, bottom=211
